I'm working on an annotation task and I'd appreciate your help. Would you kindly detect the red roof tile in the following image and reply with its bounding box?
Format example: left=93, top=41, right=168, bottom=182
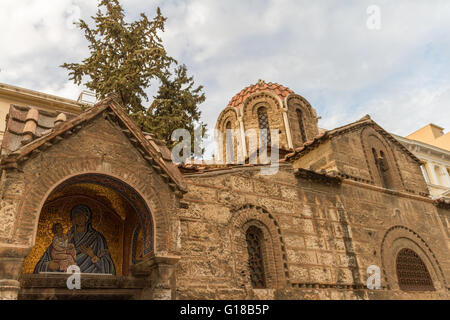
left=228, top=80, right=294, bottom=108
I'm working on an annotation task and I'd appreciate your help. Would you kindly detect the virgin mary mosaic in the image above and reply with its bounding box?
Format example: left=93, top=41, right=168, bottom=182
left=34, top=205, right=116, bottom=275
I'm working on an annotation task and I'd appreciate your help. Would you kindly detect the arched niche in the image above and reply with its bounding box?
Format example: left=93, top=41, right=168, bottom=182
left=361, top=127, right=404, bottom=190
left=286, top=94, right=319, bottom=148
left=21, top=173, right=154, bottom=276
left=380, top=226, right=446, bottom=292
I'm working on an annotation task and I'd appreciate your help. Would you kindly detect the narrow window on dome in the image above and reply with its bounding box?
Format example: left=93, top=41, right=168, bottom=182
left=225, top=121, right=234, bottom=163
left=257, top=107, right=271, bottom=147
left=296, top=109, right=307, bottom=144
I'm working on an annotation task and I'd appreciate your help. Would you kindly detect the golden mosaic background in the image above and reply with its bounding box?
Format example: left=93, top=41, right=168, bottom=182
left=47, top=183, right=130, bottom=220
left=22, top=187, right=127, bottom=275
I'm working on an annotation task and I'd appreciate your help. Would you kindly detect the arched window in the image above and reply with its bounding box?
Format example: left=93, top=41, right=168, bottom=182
left=396, top=248, right=434, bottom=291
left=372, top=148, right=392, bottom=189
left=225, top=121, right=234, bottom=163
left=296, top=109, right=307, bottom=144
left=246, top=226, right=266, bottom=288
left=257, top=107, right=271, bottom=147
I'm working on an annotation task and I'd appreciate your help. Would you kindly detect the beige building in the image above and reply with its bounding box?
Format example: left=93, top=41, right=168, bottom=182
left=394, top=125, right=450, bottom=199
left=407, top=124, right=450, bottom=152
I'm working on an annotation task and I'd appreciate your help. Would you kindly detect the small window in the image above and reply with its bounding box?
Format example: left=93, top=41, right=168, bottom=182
left=257, top=107, right=271, bottom=147
left=372, top=148, right=392, bottom=189
left=225, top=121, right=233, bottom=163
left=246, top=226, right=266, bottom=288
left=296, top=109, right=307, bottom=144
left=396, top=248, right=434, bottom=291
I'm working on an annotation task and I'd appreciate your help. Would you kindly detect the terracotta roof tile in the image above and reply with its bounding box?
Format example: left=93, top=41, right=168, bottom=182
left=1, top=105, right=77, bottom=155
left=228, top=80, right=294, bottom=108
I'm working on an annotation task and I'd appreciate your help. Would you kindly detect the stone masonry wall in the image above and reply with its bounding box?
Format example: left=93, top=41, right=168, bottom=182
left=176, top=163, right=450, bottom=300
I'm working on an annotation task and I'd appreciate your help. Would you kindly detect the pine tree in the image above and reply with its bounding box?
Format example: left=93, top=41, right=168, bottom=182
left=61, top=0, right=206, bottom=151
left=145, top=64, right=206, bottom=150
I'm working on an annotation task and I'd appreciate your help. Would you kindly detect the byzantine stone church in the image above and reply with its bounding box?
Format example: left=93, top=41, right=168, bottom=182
left=0, top=80, right=448, bottom=300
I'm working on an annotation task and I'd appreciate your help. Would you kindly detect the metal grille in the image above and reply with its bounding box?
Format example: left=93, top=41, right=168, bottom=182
left=246, top=226, right=266, bottom=288
left=296, top=109, right=307, bottom=144
left=396, top=248, right=434, bottom=291
left=257, top=107, right=271, bottom=147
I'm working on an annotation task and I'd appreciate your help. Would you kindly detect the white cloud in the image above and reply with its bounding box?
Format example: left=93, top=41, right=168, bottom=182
left=0, top=0, right=449, bottom=138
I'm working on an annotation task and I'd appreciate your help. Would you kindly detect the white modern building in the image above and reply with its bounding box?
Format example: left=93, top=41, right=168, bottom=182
left=394, top=124, right=450, bottom=200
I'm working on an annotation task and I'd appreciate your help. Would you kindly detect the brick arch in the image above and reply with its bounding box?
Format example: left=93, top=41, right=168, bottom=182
left=242, top=91, right=283, bottom=117
left=286, top=94, right=318, bottom=119
left=240, top=93, right=289, bottom=151
left=360, top=127, right=404, bottom=190
left=216, top=107, right=239, bottom=131
left=286, top=94, right=319, bottom=148
left=229, top=204, right=289, bottom=289
left=380, top=225, right=446, bottom=291
left=215, top=107, right=240, bottom=164
left=246, top=100, right=280, bottom=137
left=15, top=160, right=170, bottom=254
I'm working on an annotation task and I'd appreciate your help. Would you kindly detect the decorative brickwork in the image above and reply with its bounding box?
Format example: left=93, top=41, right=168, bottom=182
left=360, top=126, right=405, bottom=191
left=286, top=94, right=320, bottom=148
left=229, top=204, right=289, bottom=289
left=380, top=226, right=447, bottom=291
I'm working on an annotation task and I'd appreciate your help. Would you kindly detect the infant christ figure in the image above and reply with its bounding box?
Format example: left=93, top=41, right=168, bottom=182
left=50, top=223, right=77, bottom=272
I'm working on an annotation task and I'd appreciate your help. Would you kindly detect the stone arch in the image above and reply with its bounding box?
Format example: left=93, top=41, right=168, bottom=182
left=216, top=107, right=239, bottom=132
left=229, top=204, right=289, bottom=289
left=242, top=91, right=283, bottom=117
left=360, top=127, right=404, bottom=190
left=18, top=171, right=166, bottom=276
left=239, top=92, right=289, bottom=151
left=286, top=94, right=317, bottom=119
left=380, top=225, right=446, bottom=291
left=15, top=160, right=170, bottom=255
left=215, top=107, right=240, bottom=163
left=285, top=94, right=319, bottom=148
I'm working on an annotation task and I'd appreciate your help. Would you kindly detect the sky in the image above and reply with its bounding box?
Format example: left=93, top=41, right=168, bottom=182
left=1, top=0, right=449, bottom=151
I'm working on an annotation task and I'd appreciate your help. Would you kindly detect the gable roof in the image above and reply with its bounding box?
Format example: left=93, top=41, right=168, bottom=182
left=1, top=94, right=186, bottom=192
left=284, top=115, right=422, bottom=164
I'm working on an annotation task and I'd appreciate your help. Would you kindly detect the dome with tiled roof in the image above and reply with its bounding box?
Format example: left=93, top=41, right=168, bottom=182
left=216, top=79, right=320, bottom=162
left=228, top=79, right=294, bottom=108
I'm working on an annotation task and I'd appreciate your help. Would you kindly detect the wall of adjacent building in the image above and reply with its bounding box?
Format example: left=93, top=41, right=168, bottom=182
left=394, top=133, right=450, bottom=199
